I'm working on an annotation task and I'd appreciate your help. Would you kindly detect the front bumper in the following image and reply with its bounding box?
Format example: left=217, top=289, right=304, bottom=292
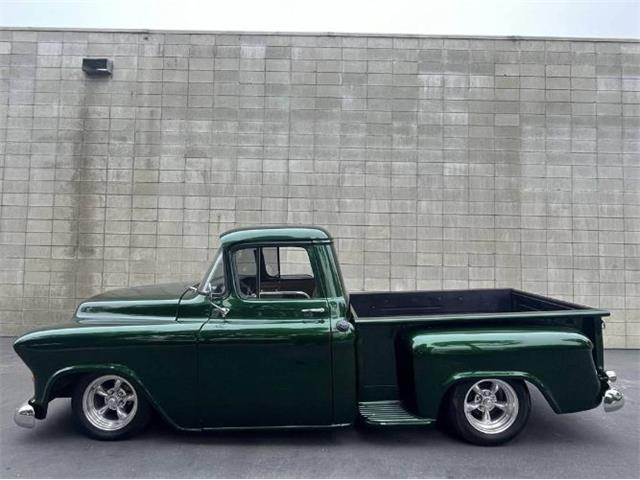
left=14, top=400, right=36, bottom=428
left=603, top=370, right=624, bottom=413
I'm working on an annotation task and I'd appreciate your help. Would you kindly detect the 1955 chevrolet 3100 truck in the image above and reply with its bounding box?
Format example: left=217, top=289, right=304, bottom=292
left=14, top=226, right=624, bottom=445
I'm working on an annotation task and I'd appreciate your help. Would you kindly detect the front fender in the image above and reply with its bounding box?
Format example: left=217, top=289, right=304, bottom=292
left=36, top=364, right=186, bottom=429
left=405, top=327, right=603, bottom=418
left=14, top=321, right=201, bottom=429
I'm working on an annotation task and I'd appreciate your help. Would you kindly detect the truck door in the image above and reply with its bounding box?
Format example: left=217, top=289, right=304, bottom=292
left=197, top=244, right=333, bottom=428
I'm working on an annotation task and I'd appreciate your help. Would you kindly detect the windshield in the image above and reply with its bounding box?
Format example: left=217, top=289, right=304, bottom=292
left=198, top=249, right=226, bottom=295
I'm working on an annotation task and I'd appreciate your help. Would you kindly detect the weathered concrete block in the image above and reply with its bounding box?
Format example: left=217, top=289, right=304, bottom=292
left=0, top=29, right=637, bottom=346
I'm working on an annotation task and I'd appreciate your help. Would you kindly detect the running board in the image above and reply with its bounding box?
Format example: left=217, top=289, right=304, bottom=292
left=358, top=401, right=434, bottom=426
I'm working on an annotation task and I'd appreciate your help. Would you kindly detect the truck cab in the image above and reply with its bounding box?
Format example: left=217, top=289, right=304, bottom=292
left=189, top=226, right=357, bottom=427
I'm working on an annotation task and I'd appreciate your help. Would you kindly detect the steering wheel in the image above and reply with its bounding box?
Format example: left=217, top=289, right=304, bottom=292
left=239, top=279, right=256, bottom=298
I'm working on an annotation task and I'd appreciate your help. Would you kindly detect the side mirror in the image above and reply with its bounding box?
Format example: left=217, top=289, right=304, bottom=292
left=188, top=286, right=230, bottom=318
left=207, top=292, right=230, bottom=318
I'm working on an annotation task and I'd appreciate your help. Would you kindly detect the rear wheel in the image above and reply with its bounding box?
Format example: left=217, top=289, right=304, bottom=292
left=447, top=378, right=530, bottom=446
left=71, top=374, right=151, bottom=440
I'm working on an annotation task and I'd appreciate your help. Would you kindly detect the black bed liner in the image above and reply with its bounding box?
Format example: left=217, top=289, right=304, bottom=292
left=349, top=288, right=598, bottom=319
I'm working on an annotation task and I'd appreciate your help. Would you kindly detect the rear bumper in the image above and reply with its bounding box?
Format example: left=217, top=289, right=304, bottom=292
left=603, top=370, right=624, bottom=413
left=14, top=400, right=36, bottom=428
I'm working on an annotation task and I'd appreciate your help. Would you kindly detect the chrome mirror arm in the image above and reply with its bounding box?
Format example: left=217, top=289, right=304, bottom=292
left=187, top=286, right=229, bottom=318
left=209, top=301, right=230, bottom=318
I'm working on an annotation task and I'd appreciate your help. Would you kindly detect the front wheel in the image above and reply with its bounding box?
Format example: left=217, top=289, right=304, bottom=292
left=71, top=374, right=151, bottom=440
left=447, top=378, right=530, bottom=446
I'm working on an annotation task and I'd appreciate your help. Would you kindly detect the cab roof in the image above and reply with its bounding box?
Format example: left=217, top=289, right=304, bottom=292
left=219, top=226, right=333, bottom=247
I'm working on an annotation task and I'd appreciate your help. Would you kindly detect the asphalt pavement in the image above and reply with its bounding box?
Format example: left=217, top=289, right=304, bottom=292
left=0, top=337, right=638, bottom=478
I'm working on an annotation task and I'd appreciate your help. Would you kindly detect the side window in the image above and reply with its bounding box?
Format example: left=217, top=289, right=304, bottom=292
left=279, top=247, right=314, bottom=277
left=233, top=247, right=258, bottom=298
left=263, top=247, right=279, bottom=277
left=199, top=249, right=226, bottom=296
left=208, top=253, right=226, bottom=295
left=232, top=246, right=321, bottom=300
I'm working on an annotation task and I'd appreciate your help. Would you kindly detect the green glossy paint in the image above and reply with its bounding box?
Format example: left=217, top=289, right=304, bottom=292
left=408, top=327, right=602, bottom=418
left=13, top=226, right=612, bottom=431
left=15, top=321, right=201, bottom=428
left=75, top=281, right=194, bottom=324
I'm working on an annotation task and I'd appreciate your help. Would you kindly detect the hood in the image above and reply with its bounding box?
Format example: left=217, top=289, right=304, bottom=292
left=74, top=281, right=196, bottom=324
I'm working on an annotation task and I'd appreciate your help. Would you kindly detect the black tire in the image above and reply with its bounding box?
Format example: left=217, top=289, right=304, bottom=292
left=71, top=373, right=151, bottom=440
left=446, top=378, right=530, bottom=446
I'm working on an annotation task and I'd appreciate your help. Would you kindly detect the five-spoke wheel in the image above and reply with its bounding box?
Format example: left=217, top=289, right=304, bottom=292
left=82, top=375, right=138, bottom=431
left=72, top=373, right=151, bottom=440
left=463, top=379, right=519, bottom=435
left=446, top=378, right=530, bottom=445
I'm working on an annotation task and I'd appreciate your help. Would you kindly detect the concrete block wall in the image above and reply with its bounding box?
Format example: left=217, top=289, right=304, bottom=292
left=0, top=28, right=638, bottom=347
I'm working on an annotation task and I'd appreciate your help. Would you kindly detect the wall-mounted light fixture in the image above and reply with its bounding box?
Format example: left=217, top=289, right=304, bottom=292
left=82, top=58, right=113, bottom=77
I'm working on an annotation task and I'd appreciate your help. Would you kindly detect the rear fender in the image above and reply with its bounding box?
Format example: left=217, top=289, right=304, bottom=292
left=441, top=370, right=561, bottom=412
left=405, top=327, right=603, bottom=419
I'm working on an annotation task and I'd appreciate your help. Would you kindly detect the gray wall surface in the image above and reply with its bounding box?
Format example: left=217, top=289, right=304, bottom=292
left=0, top=28, right=638, bottom=347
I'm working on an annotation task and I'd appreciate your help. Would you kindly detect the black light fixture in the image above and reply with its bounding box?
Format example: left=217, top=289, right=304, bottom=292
left=82, top=58, right=113, bottom=77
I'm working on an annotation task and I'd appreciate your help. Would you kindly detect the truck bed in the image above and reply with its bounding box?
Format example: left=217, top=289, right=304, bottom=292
left=350, top=288, right=606, bottom=322
left=349, top=288, right=609, bottom=408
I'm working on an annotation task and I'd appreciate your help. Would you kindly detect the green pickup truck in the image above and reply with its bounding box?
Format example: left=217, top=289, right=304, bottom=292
left=14, top=226, right=624, bottom=445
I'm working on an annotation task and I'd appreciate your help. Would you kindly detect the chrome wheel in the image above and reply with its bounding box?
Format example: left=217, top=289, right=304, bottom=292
left=463, top=379, right=519, bottom=435
left=82, top=375, right=138, bottom=432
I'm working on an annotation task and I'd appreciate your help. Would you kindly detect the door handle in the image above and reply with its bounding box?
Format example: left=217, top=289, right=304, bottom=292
left=301, top=308, right=325, bottom=314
